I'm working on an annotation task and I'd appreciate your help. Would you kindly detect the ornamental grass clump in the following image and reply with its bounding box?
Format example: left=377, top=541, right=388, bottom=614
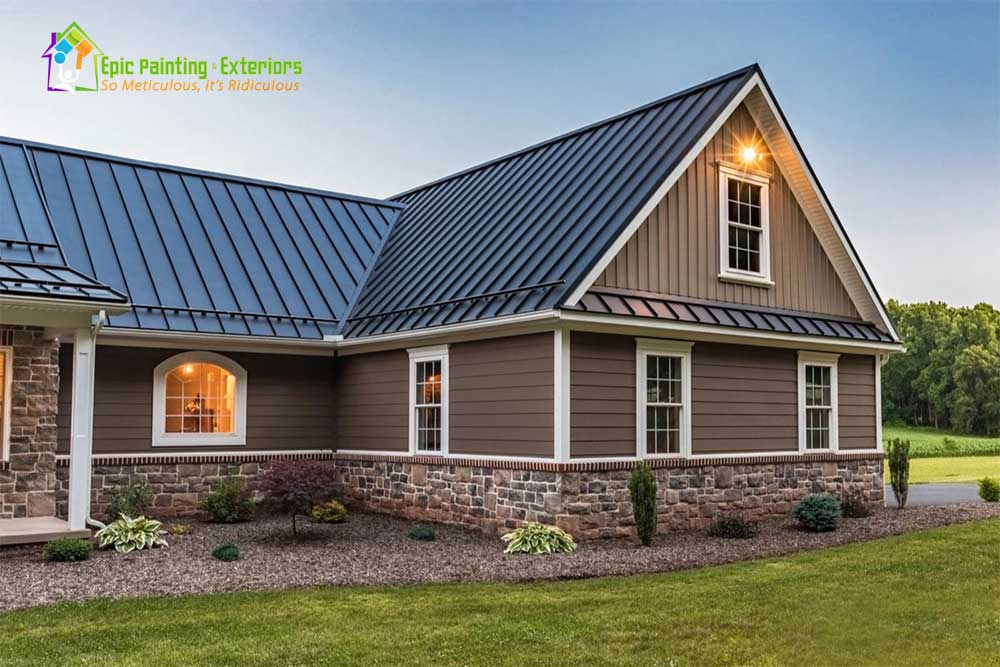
left=95, top=516, right=167, bottom=553
left=200, top=474, right=256, bottom=523
left=707, top=515, right=759, bottom=539
left=979, top=477, right=1000, bottom=503
left=309, top=499, right=348, bottom=524
left=44, top=538, right=92, bottom=563
left=839, top=491, right=873, bottom=518
left=886, top=438, right=911, bottom=509
left=628, top=461, right=658, bottom=546
left=793, top=494, right=841, bottom=532
left=501, top=523, right=577, bottom=554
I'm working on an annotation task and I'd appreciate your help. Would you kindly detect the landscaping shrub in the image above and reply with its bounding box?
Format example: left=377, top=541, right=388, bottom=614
left=105, top=479, right=154, bottom=521
left=212, top=542, right=240, bottom=562
left=309, top=499, right=347, bottom=524
left=707, top=515, right=759, bottom=539
left=408, top=524, right=436, bottom=541
left=978, top=477, right=1000, bottom=503
left=628, top=461, right=658, bottom=546
left=200, top=475, right=256, bottom=523
left=95, top=516, right=167, bottom=553
left=793, top=494, right=841, bottom=532
left=840, top=491, right=873, bottom=518
left=44, top=538, right=91, bottom=562
left=260, top=460, right=338, bottom=536
left=886, top=438, right=911, bottom=509
left=501, top=523, right=577, bottom=554
left=166, top=523, right=192, bottom=536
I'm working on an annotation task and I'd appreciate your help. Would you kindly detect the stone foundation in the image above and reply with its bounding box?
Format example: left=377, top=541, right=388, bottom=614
left=334, top=453, right=884, bottom=540
left=0, top=326, right=60, bottom=519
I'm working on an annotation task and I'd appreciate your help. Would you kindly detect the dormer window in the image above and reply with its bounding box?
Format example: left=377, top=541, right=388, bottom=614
left=718, top=165, right=772, bottom=286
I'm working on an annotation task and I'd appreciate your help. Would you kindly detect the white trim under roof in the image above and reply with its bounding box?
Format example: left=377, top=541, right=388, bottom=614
left=562, top=72, right=898, bottom=341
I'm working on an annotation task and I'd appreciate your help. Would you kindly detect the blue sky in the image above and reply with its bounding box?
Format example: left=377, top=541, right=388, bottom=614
left=1, top=0, right=997, bottom=305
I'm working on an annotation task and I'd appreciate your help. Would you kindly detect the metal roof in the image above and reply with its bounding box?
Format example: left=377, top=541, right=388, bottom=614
left=568, top=288, right=896, bottom=343
left=344, top=65, right=759, bottom=337
left=0, top=137, right=402, bottom=339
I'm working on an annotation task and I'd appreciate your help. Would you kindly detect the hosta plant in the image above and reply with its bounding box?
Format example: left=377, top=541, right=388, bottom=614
left=95, top=515, right=168, bottom=553
left=501, top=522, right=577, bottom=554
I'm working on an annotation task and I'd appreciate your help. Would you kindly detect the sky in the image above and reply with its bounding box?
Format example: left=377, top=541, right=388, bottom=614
left=1, top=0, right=997, bottom=306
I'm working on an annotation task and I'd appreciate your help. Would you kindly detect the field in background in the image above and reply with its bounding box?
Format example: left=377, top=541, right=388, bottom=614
left=883, top=424, right=1000, bottom=458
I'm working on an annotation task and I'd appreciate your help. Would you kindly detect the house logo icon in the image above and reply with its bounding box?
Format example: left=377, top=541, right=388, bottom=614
left=41, top=22, right=103, bottom=92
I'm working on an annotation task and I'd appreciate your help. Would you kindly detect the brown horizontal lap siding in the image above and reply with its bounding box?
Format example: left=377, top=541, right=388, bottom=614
left=449, top=333, right=554, bottom=457
left=838, top=354, right=877, bottom=449
left=57, top=345, right=336, bottom=454
left=570, top=332, right=635, bottom=458
left=335, top=349, right=408, bottom=452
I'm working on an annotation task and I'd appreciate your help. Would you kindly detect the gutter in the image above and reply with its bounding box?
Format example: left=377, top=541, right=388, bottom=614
left=85, top=310, right=107, bottom=531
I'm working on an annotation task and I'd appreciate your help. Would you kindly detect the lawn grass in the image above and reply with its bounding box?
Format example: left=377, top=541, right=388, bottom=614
left=2, top=520, right=1000, bottom=667
left=884, top=424, right=1000, bottom=458
left=886, top=456, right=1000, bottom=485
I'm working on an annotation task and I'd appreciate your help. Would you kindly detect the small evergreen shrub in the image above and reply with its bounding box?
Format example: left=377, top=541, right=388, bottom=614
left=501, top=523, right=577, bottom=554
left=95, top=516, right=167, bottom=553
left=260, top=460, right=338, bottom=536
left=166, top=523, right=192, bottom=536
left=793, top=494, right=841, bottom=532
left=105, top=479, right=154, bottom=521
left=628, top=462, right=658, bottom=546
left=44, top=538, right=91, bottom=562
left=886, top=438, right=911, bottom=509
left=212, top=542, right=240, bottom=562
left=840, top=491, right=873, bottom=518
left=309, top=499, right=348, bottom=524
left=707, top=515, right=759, bottom=539
left=408, top=524, right=436, bottom=541
left=200, top=475, right=256, bottom=523
left=979, top=477, right=1000, bottom=503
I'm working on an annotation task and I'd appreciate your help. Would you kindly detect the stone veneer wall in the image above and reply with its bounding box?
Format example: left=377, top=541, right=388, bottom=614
left=0, top=326, right=60, bottom=520
left=334, top=454, right=884, bottom=540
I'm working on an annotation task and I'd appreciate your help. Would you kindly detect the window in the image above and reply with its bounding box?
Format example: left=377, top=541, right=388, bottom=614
left=0, top=346, right=10, bottom=461
left=798, top=352, right=839, bottom=452
left=152, top=352, right=247, bottom=447
left=408, top=345, right=448, bottom=455
left=718, top=164, right=771, bottom=286
left=636, top=339, right=692, bottom=458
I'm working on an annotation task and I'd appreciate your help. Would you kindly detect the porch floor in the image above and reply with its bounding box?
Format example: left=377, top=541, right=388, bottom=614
left=0, top=517, right=90, bottom=546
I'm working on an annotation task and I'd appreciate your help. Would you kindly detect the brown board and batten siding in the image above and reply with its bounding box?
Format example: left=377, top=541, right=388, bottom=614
left=570, top=332, right=635, bottom=458
left=335, top=349, right=409, bottom=452
left=57, top=345, right=336, bottom=455
left=838, top=354, right=877, bottom=449
left=594, top=104, right=859, bottom=320
left=450, top=333, right=553, bottom=457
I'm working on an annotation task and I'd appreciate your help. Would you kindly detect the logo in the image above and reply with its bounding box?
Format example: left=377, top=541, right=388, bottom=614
left=41, top=22, right=103, bottom=92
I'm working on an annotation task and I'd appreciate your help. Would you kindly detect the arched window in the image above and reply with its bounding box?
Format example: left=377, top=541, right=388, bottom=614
left=152, top=352, right=247, bottom=447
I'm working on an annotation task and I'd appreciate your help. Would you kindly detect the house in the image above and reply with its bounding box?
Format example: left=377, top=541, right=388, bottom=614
left=41, top=22, right=104, bottom=93
left=0, top=65, right=900, bottom=544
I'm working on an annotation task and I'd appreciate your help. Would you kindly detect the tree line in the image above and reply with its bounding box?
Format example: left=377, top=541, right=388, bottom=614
left=882, top=300, right=1000, bottom=435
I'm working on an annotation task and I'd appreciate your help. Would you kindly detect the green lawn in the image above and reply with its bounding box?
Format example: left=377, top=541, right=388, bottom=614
left=3, top=520, right=1000, bottom=667
left=884, top=424, right=1000, bottom=458
left=887, top=456, right=1000, bottom=485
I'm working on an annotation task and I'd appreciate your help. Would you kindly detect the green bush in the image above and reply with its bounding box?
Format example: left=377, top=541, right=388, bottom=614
left=105, top=479, right=154, bottom=521
left=200, top=475, right=256, bottom=523
left=212, top=542, right=240, bottom=562
left=407, top=524, right=436, bottom=541
left=628, top=462, right=658, bottom=546
left=886, top=438, right=911, bottom=509
left=840, top=491, right=873, bottom=518
left=44, top=538, right=91, bottom=562
left=793, top=494, right=841, bottom=532
left=501, top=523, right=577, bottom=554
left=95, top=516, right=167, bottom=553
left=978, top=477, right=1000, bottom=503
left=706, top=515, right=759, bottom=539
left=309, top=499, right=347, bottom=524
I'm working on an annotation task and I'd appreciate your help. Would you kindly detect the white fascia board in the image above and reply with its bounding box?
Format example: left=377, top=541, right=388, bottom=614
left=98, top=327, right=338, bottom=356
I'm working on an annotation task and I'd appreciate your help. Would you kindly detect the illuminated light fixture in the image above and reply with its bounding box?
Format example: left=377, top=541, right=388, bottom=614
left=183, top=364, right=194, bottom=375
left=740, top=146, right=760, bottom=164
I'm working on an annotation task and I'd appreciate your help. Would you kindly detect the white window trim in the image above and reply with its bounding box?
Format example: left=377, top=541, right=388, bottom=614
left=717, top=164, right=773, bottom=287
left=635, top=338, right=693, bottom=459
left=152, top=351, right=248, bottom=447
left=798, top=351, right=839, bottom=453
left=408, top=344, right=449, bottom=456
left=0, top=345, right=12, bottom=461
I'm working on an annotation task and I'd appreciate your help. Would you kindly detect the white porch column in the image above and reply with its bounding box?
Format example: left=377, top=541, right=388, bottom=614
left=67, top=328, right=96, bottom=531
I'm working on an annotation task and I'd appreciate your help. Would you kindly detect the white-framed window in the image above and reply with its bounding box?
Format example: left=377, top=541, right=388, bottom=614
left=636, top=339, right=693, bottom=458
left=718, top=164, right=772, bottom=286
left=0, top=345, right=11, bottom=461
left=408, top=345, right=449, bottom=455
left=798, top=352, right=839, bottom=452
left=152, top=351, right=247, bottom=447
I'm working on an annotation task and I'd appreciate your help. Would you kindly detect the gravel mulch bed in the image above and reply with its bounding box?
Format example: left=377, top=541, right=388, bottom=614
left=2, top=503, right=999, bottom=613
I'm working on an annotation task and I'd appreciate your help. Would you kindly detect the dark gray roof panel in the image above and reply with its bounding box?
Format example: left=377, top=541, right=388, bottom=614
left=345, top=66, right=758, bottom=337
left=1, top=138, right=402, bottom=339
left=0, top=258, right=127, bottom=303
left=569, top=288, right=895, bottom=344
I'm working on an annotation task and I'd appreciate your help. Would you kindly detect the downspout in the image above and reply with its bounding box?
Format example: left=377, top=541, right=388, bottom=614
left=85, top=310, right=106, bottom=531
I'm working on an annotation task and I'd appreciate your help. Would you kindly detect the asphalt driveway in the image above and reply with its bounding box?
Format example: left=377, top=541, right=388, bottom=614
left=886, top=483, right=982, bottom=508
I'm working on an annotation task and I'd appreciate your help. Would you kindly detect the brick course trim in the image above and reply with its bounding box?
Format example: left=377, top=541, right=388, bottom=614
left=55, top=450, right=336, bottom=468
